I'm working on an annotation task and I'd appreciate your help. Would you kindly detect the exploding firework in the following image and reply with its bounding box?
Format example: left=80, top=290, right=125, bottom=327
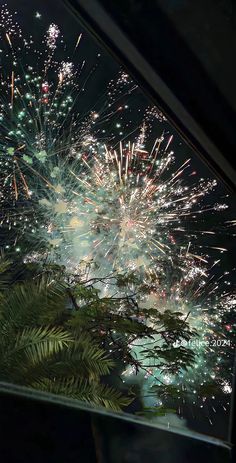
left=34, top=135, right=228, bottom=279
left=0, top=4, right=138, bottom=240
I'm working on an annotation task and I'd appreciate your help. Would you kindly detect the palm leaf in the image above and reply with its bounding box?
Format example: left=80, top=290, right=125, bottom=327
left=0, top=256, right=12, bottom=293
left=14, top=326, right=74, bottom=364
left=0, top=267, right=133, bottom=412
left=53, top=334, right=115, bottom=379
left=33, top=376, right=133, bottom=411
left=0, top=276, right=67, bottom=327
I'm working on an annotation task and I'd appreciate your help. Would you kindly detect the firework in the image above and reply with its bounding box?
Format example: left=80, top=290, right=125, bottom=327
left=46, top=23, right=60, bottom=50
left=0, top=4, right=22, bottom=41
left=0, top=5, right=137, bottom=238
left=35, top=137, right=227, bottom=278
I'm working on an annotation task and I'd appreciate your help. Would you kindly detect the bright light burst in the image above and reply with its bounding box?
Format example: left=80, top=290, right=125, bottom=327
left=46, top=23, right=60, bottom=50
left=34, top=135, right=228, bottom=280
left=69, top=140, right=221, bottom=271
left=0, top=5, right=135, bottom=233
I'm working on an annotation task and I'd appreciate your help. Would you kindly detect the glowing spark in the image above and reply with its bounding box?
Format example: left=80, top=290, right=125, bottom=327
left=6, top=32, right=12, bottom=47
left=46, top=23, right=60, bottom=50
left=75, top=33, right=82, bottom=49
left=11, top=71, right=14, bottom=108
left=58, top=62, right=74, bottom=83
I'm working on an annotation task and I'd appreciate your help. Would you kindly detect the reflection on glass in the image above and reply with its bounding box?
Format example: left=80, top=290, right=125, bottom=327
left=0, top=0, right=235, bottom=442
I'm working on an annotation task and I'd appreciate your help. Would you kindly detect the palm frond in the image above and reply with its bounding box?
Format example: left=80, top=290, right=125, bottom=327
left=0, top=267, right=132, bottom=412
left=33, top=376, right=133, bottom=411
left=0, top=276, right=67, bottom=327
left=45, top=334, right=115, bottom=380
left=14, top=326, right=74, bottom=364
left=0, top=256, right=12, bottom=293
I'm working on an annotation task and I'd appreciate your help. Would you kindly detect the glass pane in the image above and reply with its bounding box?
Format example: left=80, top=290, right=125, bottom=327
left=0, top=0, right=235, bottom=443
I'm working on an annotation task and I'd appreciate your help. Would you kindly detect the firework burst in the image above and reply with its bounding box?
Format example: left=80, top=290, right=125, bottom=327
left=45, top=136, right=226, bottom=277
left=0, top=5, right=137, bottom=236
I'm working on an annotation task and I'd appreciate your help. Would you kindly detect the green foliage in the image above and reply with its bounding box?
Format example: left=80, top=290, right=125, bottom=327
left=61, top=270, right=197, bottom=384
left=150, top=381, right=223, bottom=403
left=0, top=257, right=199, bottom=414
left=116, top=271, right=141, bottom=288
left=36, top=377, right=132, bottom=411
left=69, top=302, right=155, bottom=337
left=140, top=345, right=195, bottom=373
left=156, top=309, right=196, bottom=342
left=0, top=261, right=132, bottom=411
left=0, top=256, right=12, bottom=293
left=150, top=384, right=187, bottom=400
